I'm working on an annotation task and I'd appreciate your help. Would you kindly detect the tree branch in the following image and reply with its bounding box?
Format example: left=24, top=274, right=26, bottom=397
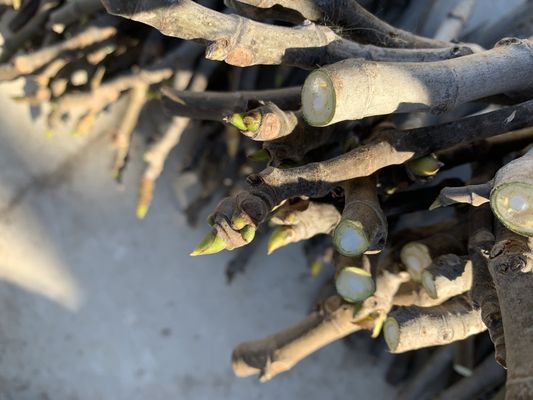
left=468, top=205, right=505, bottom=366
left=229, top=0, right=455, bottom=49
left=162, top=86, right=302, bottom=120
left=232, top=263, right=409, bottom=381
left=267, top=199, right=341, bottom=254
left=421, top=254, right=472, bottom=300
left=332, top=175, right=387, bottom=257
left=435, top=149, right=533, bottom=237
left=301, top=39, right=533, bottom=126
left=102, top=0, right=472, bottom=68
left=201, top=100, right=533, bottom=253
left=384, top=293, right=486, bottom=353
left=400, top=227, right=466, bottom=281
left=488, top=223, right=533, bottom=398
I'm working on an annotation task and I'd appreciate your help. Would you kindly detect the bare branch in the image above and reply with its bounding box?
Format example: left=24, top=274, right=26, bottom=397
left=232, top=264, right=408, bottom=381
left=102, top=0, right=472, bottom=68
left=267, top=199, right=341, bottom=254
left=230, top=0, right=455, bottom=49
left=301, top=39, right=533, bottom=126
left=488, top=224, right=533, bottom=398
left=202, top=100, right=533, bottom=252
left=384, top=293, right=486, bottom=353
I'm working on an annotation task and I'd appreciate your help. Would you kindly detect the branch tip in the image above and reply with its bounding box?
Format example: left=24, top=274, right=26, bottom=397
left=267, top=226, right=294, bottom=255
left=190, top=231, right=227, bottom=256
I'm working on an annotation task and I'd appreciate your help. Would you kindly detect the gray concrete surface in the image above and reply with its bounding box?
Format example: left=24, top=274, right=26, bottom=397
left=0, top=81, right=393, bottom=399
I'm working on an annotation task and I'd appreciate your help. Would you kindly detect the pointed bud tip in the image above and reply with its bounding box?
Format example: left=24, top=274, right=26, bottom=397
left=136, top=204, right=148, bottom=219
left=240, top=225, right=256, bottom=243
left=267, top=227, right=293, bottom=254
left=190, top=231, right=226, bottom=256
left=226, top=113, right=247, bottom=131
left=429, top=198, right=442, bottom=211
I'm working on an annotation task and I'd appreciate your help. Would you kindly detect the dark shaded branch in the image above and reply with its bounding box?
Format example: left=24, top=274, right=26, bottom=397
left=468, top=205, right=505, bottom=366
left=202, top=100, right=533, bottom=253
left=488, top=224, right=533, bottom=398
left=230, top=0, right=454, bottom=49
left=438, top=352, right=506, bottom=400
left=249, top=99, right=533, bottom=218
left=162, top=86, right=302, bottom=121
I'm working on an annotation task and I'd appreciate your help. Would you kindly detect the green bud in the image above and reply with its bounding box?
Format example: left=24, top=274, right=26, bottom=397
left=247, top=148, right=271, bottom=162
left=429, top=198, right=442, bottom=211
left=226, top=113, right=247, bottom=131
left=407, top=154, right=442, bottom=177
left=267, top=227, right=294, bottom=255
left=190, top=231, right=226, bottom=256
left=231, top=214, right=248, bottom=230
left=243, top=111, right=261, bottom=132
left=240, top=225, right=256, bottom=243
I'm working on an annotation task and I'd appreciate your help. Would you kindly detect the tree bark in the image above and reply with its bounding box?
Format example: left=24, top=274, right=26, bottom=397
left=102, top=0, right=472, bottom=68
left=488, top=224, right=533, bottom=399
left=301, top=39, right=533, bottom=126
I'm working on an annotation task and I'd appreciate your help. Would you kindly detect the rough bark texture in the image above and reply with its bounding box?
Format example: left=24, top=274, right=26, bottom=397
left=247, top=100, right=533, bottom=219
left=488, top=224, right=533, bottom=399
left=385, top=294, right=486, bottom=353
left=230, top=0, right=454, bottom=49
left=203, top=99, right=533, bottom=252
left=102, top=0, right=472, bottom=68
left=468, top=205, right=505, bottom=366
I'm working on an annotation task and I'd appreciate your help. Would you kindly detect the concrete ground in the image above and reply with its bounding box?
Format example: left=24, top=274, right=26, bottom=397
left=0, top=80, right=393, bottom=399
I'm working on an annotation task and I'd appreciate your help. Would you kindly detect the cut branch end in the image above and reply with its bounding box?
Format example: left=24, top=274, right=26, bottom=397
left=333, top=220, right=370, bottom=257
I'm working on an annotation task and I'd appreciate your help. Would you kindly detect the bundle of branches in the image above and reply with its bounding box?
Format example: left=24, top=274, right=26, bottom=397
left=0, top=0, right=278, bottom=230
left=3, top=0, right=533, bottom=398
